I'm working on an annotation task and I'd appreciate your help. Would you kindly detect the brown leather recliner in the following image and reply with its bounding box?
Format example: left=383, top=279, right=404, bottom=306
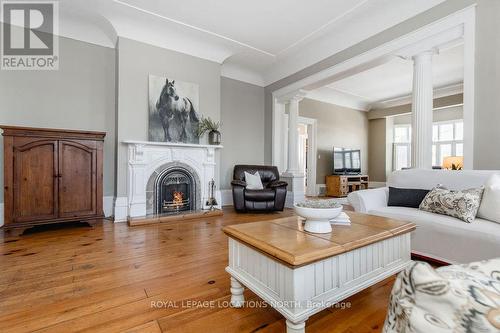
left=231, top=165, right=288, bottom=212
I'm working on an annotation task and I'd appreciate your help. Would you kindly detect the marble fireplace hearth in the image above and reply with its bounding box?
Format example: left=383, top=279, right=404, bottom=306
left=114, top=141, right=223, bottom=222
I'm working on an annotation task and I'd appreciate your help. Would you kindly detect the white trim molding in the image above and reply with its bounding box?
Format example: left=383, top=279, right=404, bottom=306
left=220, top=189, right=233, bottom=207
left=298, top=116, right=318, bottom=197
left=371, top=82, right=464, bottom=110
left=114, top=197, right=129, bottom=222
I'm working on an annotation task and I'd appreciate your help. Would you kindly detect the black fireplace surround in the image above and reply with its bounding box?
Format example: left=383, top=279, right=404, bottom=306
left=155, top=167, right=197, bottom=214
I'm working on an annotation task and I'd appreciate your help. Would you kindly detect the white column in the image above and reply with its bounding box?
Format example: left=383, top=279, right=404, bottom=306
left=286, top=96, right=302, bottom=176
left=411, top=50, right=435, bottom=169
left=278, top=90, right=307, bottom=206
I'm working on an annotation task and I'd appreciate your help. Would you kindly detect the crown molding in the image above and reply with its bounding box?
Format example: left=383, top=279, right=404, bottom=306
left=305, top=87, right=370, bottom=111
left=221, top=63, right=266, bottom=87
left=371, top=82, right=463, bottom=109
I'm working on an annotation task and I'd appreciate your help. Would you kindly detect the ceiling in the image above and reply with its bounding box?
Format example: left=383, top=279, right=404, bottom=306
left=54, top=0, right=448, bottom=86
left=307, top=44, right=464, bottom=110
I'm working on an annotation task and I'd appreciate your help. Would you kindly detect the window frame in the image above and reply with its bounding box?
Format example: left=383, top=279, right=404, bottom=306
left=432, top=120, right=464, bottom=167
left=392, top=120, right=464, bottom=171
left=392, top=124, right=412, bottom=171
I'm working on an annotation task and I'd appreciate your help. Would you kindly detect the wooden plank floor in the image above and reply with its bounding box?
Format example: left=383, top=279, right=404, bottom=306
left=0, top=208, right=395, bottom=333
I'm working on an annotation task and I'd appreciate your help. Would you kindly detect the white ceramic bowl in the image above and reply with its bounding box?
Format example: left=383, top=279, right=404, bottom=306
left=294, top=201, right=343, bottom=234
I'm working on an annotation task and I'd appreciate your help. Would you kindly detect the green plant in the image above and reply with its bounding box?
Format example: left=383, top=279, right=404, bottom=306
left=197, top=116, right=220, bottom=136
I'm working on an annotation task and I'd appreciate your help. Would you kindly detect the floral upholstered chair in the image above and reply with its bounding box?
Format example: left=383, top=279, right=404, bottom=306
left=383, top=258, right=500, bottom=333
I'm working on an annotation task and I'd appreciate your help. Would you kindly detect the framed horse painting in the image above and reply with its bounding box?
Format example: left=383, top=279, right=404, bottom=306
left=148, top=75, right=200, bottom=143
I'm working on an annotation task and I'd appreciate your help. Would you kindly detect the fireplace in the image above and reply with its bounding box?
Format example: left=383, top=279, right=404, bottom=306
left=118, top=141, right=222, bottom=222
left=155, top=167, right=197, bottom=214
left=156, top=168, right=195, bottom=214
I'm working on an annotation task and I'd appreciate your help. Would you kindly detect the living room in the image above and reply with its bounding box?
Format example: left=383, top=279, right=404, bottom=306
left=1, top=1, right=500, bottom=332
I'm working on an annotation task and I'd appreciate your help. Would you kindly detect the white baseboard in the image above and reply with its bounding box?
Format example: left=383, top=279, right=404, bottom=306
left=284, top=191, right=295, bottom=208
left=0, top=203, right=3, bottom=227
left=220, top=189, right=233, bottom=206
left=114, top=197, right=128, bottom=223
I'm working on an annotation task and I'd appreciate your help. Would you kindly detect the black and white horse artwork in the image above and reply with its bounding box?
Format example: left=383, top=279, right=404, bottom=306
left=149, top=77, right=200, bottom=143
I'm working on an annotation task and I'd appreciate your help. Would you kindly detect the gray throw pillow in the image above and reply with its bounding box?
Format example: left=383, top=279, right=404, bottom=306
left=419, top=187, right=484, bottom=223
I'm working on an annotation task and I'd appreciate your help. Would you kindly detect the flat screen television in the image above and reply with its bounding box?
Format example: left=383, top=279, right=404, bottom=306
left=333, top=147, right=361, bottom=175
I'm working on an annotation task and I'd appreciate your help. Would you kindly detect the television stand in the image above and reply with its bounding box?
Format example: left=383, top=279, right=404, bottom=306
left=325, top=174, right=369, bottom=197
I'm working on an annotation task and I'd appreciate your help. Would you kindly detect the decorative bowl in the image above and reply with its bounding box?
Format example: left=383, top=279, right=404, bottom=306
left=294, top=200, right=343, bottom=234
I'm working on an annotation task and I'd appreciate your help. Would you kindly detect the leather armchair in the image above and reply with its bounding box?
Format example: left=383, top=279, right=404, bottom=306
left=231, top=165, right=288, bottom=212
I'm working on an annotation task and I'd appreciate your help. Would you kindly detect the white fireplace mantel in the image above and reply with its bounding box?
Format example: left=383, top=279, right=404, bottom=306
left=114, top=140, right=223, bottom=222
left=123, top=140, right=223, bottom=150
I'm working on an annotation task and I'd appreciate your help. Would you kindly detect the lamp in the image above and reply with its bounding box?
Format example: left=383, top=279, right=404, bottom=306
left=443, top=156, right=464, bottom=170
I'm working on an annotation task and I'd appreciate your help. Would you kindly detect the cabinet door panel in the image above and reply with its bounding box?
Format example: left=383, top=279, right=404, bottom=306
left=58, top=140, right=96, bottom=218
left=13, top=140, right=58, bottom=222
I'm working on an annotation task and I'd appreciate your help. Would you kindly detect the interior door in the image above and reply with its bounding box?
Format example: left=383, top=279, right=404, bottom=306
left=13, top=139, right=59, bottom=223
left=58, top=140, right=97, bottom=218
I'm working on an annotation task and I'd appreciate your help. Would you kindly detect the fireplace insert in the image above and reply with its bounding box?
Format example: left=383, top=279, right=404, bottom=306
left=155, top=168, right=196, bottom=214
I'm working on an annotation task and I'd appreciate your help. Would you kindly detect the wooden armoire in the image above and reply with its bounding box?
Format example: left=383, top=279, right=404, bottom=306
left=2, top=126, right=106, bottom=234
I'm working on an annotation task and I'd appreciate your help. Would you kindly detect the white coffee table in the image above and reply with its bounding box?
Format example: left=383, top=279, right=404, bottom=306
left=223, top=212, right=415, bottom=333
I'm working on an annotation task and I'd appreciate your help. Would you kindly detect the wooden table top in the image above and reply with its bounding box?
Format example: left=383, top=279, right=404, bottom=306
left=223, top=212, right=415, bottom=267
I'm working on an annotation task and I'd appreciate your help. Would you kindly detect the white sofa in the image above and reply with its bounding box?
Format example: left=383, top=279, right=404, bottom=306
left=348, top=169, right=500, bottom=264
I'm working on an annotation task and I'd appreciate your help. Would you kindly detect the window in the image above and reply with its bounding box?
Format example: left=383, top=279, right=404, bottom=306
left=393, top=125, right=411, bottom=170
left=392, top=120, right=464, bottom=170
left=433, top=120, right=464, bottom=167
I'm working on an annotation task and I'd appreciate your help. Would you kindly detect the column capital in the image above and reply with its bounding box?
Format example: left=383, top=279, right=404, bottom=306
left=396, top=48, right=438, bottom=61
left=411, top=49, right=438, bottom=62
left=276, top=89, right=308, bottom=104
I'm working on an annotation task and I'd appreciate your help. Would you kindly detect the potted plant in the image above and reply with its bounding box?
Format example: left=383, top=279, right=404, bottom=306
left=197, top=116, right=221, bottom=145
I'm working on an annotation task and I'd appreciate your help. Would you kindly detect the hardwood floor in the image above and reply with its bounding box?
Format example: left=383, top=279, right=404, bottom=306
left=0, top=208, right=395, bottom=333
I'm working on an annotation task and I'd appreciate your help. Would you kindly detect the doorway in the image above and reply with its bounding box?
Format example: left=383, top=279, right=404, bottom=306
left=298, top=116, right=317, bottom=196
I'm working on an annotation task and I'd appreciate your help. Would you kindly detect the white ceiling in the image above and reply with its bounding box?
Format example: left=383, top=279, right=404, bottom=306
left=116, top=0, right=368, bottom=56
left=54, top=0, right=448, bottom=86
left=308, top=44, right=464, bottom=110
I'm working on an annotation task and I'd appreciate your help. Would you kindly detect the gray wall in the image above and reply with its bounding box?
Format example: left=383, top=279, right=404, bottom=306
left=220, top=77, right=265, bottom=189
left=0, top=34, right=116, bottom=203
left=368, top=117, right=394, bottom=182
left=265, top=0, right=500, bottom=171
left=116, top=37, right=221, bottom=197
left=299, top=98, right=369, bottom=184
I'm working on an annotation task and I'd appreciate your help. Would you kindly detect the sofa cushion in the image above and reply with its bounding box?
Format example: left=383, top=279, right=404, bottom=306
left=369, top=206, right=500, bottom=263
left=388, top=187, right=429, bottom=208
left=419, top=187, right=484, bottom=223
left=244, top=171, right=264, bottom=190
left=245, top=189, right=275, bottom=201
left=383, top=258, right=500, bottom=333
left=478, top=174, right=500, bottom=224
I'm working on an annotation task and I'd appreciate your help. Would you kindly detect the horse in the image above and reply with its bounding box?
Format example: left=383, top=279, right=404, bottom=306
left=156, top=79, right=199, bottom=143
